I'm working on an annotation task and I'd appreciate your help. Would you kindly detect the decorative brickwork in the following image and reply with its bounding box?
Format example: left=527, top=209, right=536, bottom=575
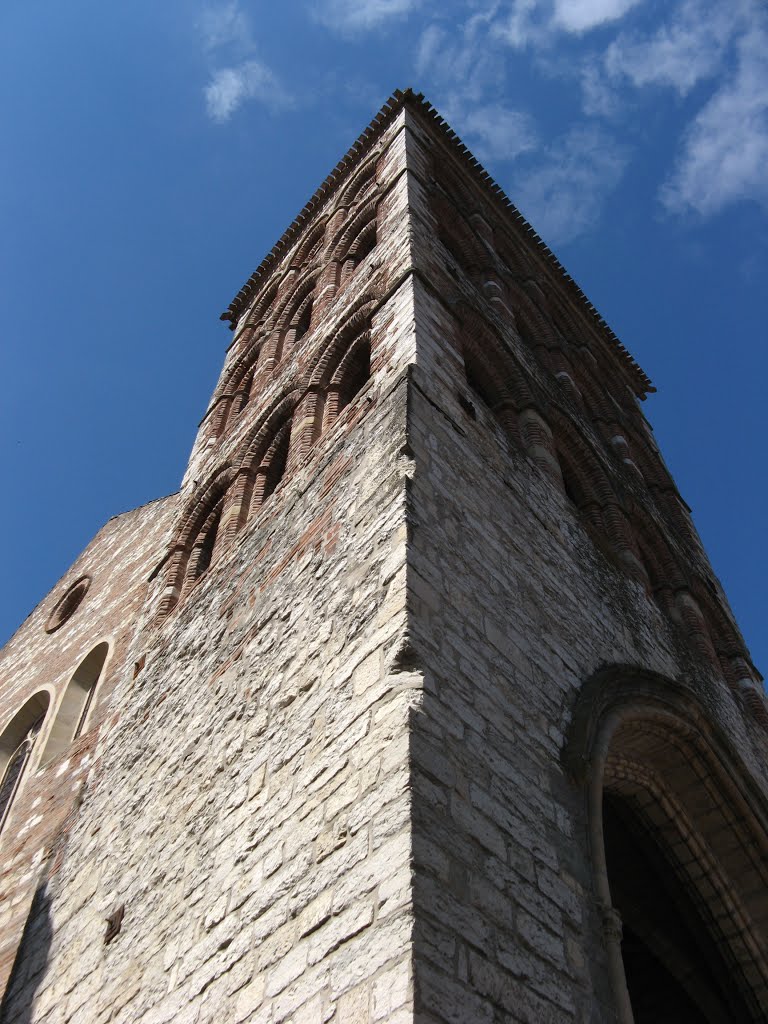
left=0, top=92, right=765, bottom=1024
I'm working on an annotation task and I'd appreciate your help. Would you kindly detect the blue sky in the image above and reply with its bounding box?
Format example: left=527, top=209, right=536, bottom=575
left=1, top=0, right=766, bottom=675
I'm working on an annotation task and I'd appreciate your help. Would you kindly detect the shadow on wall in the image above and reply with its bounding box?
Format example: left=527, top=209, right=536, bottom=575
left=0, top=883, right=54, bottom=1024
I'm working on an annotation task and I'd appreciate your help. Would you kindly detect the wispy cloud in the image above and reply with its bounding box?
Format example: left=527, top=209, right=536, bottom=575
left=313, top=0, right=419, bottom=34
left=494, top=0, right=644, bottom=48
left=493, top=0, right=547, bottom=49
left=551, top=0, right=645, bottom=34
left=511, top=126, right=627, bottom=244
left=417, top=12, right=505, bottom=104
left=415, top=2, right=634, bottom=241
left=454, top=103, right=539, bottom=164
left=661, top=21, right=768, bottom=215
left=200, top=1, right=252, bottom=51
left=205, top=61, right=292, bottom=123
left=199, top=2, right=291, bottom=122
left=602, top=0, right=739, bottom=96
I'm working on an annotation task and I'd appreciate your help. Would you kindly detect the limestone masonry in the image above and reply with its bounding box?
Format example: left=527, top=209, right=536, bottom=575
left=1, top=89, right=767, bottom=1023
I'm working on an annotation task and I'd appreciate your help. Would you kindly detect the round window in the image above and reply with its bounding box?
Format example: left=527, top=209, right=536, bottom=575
left=45, top=576, right=91, bottom=633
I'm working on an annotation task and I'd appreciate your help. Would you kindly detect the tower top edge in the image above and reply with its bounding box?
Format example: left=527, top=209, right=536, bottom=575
left=221, top=87, right=654, bottom=398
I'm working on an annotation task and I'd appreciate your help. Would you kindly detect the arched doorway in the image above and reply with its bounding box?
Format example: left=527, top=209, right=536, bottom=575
left=565, top=669, right=768, bottom=1023
left=603, top=791, right=751, bottom=1022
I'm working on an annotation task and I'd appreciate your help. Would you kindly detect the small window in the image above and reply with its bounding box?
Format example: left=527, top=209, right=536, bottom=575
left=45, top=577, right=91, bottom=633
left=294, top=299, right=313, bottom=344
left=192, top=509, right=222, bottom=581
left=261, top=427, right=291, bottom=505
left=337, top=339, right=370, bottom=415
left=351, top=223, right=376, bottom=270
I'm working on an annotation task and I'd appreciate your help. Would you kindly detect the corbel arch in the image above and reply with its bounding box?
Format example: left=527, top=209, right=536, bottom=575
left=306, top=295, right=378, bottom=392
left=549, top=409, right=646, bottom=581
left=330, top=198, right=379, bottom=262
left=431, top=193, right=486, bottom=277
left=506, top=280, right=558, bottom=359
left=246, top=278, right=280, bottom=331
left=0, top=690, right=51, bottom=834
left=291, top=217, right=327, bottom=271
left=335, top=151, right=380, bottom=212
left=157, top=467, right=234, bottom=620
left=298, top=299, right=376, bottom=450
left=231, top=391, right=298, bottom=524
left=208, top=331, right=266, bottom=438
left=454, top=302, right=533, bottom=443
left=693, top=584, right=765, bottom=720
left=564, top=667, right=768, bottom=1022
left=267, top=270, right=318, bottom=365
left=626, top=507, right=686, bottom=611
left=432, top=154, right=478, bottom=214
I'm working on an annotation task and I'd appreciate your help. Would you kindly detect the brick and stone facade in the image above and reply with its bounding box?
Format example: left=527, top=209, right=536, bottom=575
left=1, top=90, right=766, bottom=1023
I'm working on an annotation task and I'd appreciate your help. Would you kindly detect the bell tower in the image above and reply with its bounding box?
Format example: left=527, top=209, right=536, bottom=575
left=1, top=90, right=766, bottom=1024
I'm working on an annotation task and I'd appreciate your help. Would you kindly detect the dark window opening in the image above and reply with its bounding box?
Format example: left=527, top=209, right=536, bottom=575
left=556, top=452, right=582, bottom=507
left=195, top=511, right=221, bottom=580
left=294, top=300, right=313, bottom=344
left=465, top=360, right=495, bottom=410
left=516, top=316, right=536, bottom=348
left=338, top=342, right=371, bottom=414
left=353, top=225, right=376, bottom=268
left=262, top=430, right=290, bottom=504
left=458, top=393, right=477, bottom=420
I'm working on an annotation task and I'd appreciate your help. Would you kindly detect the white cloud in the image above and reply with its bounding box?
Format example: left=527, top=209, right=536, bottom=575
left=314, top=0, right=419, bottom=33
left=205, top=61, right=292, bottom=123
left=603, top=0, right=740, bottom=95
left=494, top=0, right=643, bottom=48
left=200, top=1, right=252, bottom=51
left=456, top=103, right=539, bottom=164
left=417, top=14, right=505, bottom=103
left=493, top=0, right=546, bottom=49
left=580, top=63, right=620, bottom=117
left=552, top=0, right=644, bottom=34
left=661, top=23, right=768, bottom=214
left=199, top=3, right=291, bottom=122
left=511, top=126, right=627, bottom=243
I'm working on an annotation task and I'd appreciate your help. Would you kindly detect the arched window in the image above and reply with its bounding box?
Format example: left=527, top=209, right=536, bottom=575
left=293, top=297, right=313, bottom=345
left=271, top=282, right=316, bottom=364
left=333, top=333, right=370, bottom=418
left=0, top=692, right=50, bottom=833
left=333, top=205, right=379, bottom=291
left=337, top=154, right=378, bottom=209
left=306, top=326, right=372, bottom=444
left=156, top=469, right=234, bottom=620
left=39, top=644, right=109, bottom=765
left=187, top=500, right=224, bottom=583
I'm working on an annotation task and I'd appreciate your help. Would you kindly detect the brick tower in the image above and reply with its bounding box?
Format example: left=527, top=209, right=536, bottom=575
left=1, top=90, right=767, bottom=1023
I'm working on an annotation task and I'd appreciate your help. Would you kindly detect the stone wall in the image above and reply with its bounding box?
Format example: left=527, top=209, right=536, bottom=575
left=0, top=107, right=420, bottom=1024
left=0, top=495, right=177, bottom=997
left=401, top=103, right=768, bottom=1022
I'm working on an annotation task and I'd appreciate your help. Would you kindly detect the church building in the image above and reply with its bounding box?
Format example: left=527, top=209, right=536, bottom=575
left=1, top=89, right=766, bottom=1023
